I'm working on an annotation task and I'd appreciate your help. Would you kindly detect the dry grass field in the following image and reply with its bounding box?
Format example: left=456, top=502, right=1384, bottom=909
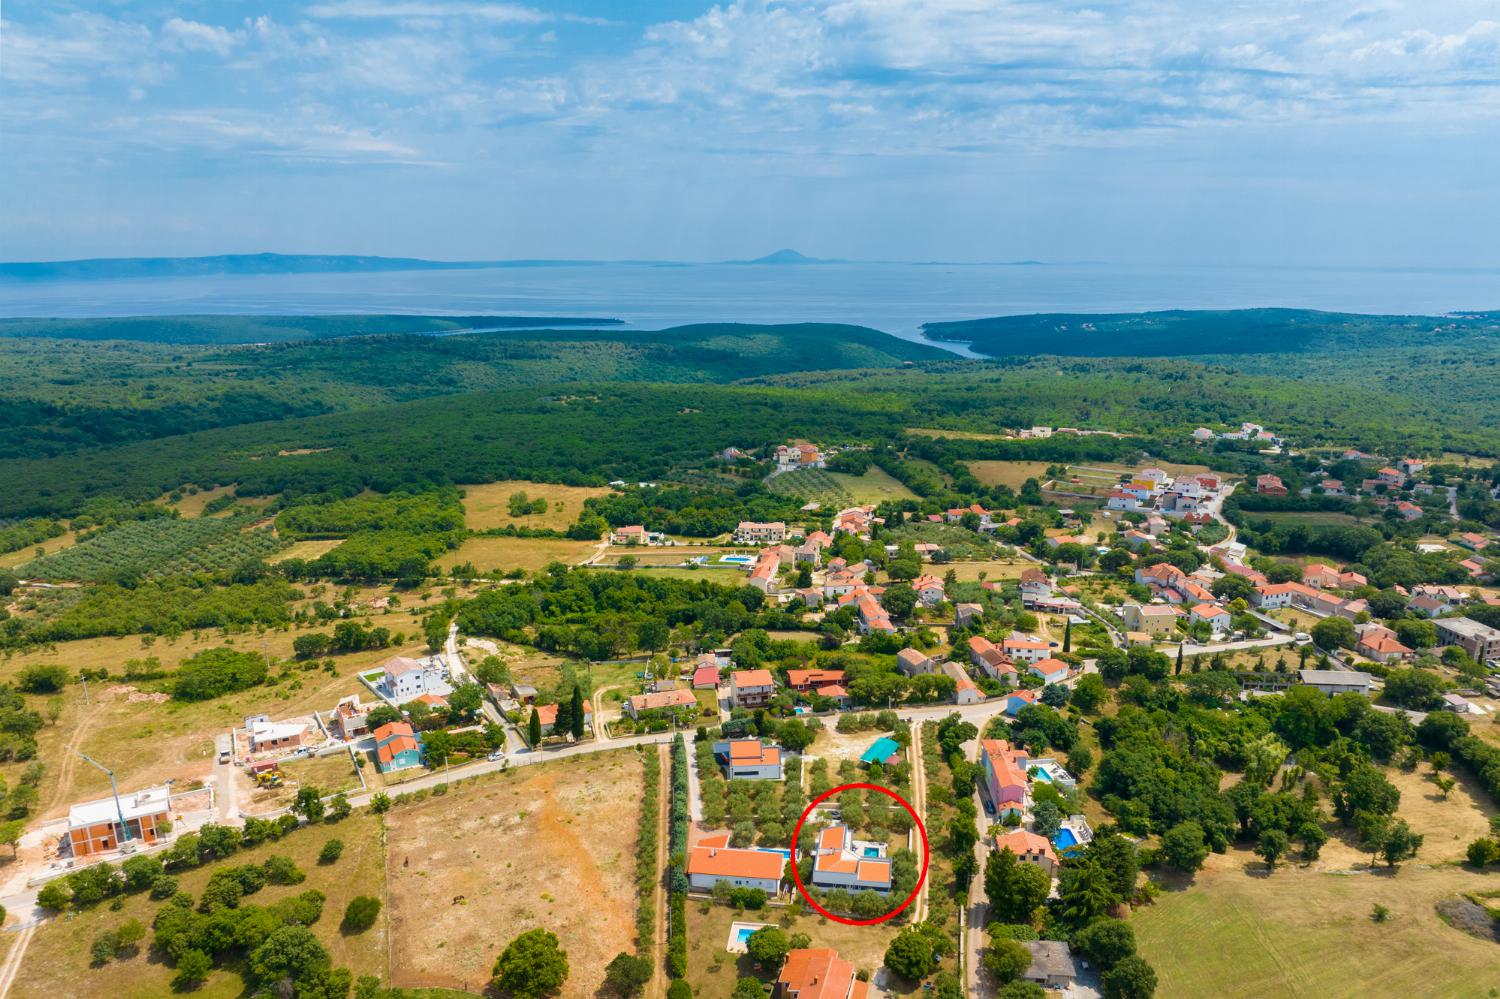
left=944, top=559, right=1033, bottom=582
left=436, top=536, right=598, bottom=573
left=0, top=532, right=77, bottom=569
left=459, top=481, right=611, bottom=532
left=10, top=811, right=389, bottom=999
left=904, top=427, right=1004, bottom=441
left=1134, top=851, right=1500, bottom=999
left=268, top=538, right=346, bottom=563
left=384, top=750, right=644, bottom=995
left=966, top=460, right=1053, bottom=488
left=825, top=466, right=920, bottom=502
left=685, top=903, right=914, bottom=997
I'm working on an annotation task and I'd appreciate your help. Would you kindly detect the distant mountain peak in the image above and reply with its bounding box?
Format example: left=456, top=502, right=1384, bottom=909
left=743, top=248, right=822, bottom=265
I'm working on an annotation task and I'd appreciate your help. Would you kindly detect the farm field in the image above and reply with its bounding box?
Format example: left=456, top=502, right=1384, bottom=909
left=436, top=535, right=598, bottom=573
left=384, top=750, right=644, bottom=995
left=966, top=459, right=1053, bottom=488
left=459, top=480, right=611, bottom=532
left=825, top=466, right=920, bottom=502
left=767, top=468, right=855, bottom=506
left=10, top=810, right=389, bottom=999
left=1134, top=851, right=1500, bottom=999
left=943, top=559, right=1033, bottom=582
left=268, top=538, right=345, bottom=563
left=684, top=902, right=913, bottom=997
left=0, top=531, right=76, bottom=568
left=20, top=514, right=287, bottom=581
left=19, top=635, right=422, bottom=820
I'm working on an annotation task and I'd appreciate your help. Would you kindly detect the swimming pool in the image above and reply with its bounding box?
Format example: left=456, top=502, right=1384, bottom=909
left=1054, top=828, right=1079, bottom=850
left=1033, top=769, right=1054, bottom=782
left=718, top=555, right=754, bottom=565
left=734, top=926, right=757, bottom=946
left=861, top=846, right=883, bottom=858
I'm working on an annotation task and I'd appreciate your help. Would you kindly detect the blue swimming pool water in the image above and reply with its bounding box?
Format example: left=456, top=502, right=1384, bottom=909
left=861, top=846, right=882, bottom=858
left=1033, top=769, right=1053, bottom=782
left=734, top=926, right=756, bottom=945
left=1054, top=828, right=1079, bottom=849
left=761, top=849, right=792, bottom=860
left=719, top=555, right=754, bottom=565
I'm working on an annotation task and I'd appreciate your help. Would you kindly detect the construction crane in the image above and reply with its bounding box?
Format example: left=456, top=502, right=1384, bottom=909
left=72, top=750, right=133, bottom=845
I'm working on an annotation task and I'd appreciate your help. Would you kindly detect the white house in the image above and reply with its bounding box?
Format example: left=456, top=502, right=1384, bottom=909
left=1030, top=657, right=1070, bottom=685
left=1189, top=603, right=1231, bottom=632
left=687, top=833, right=784, bottom=895
left=810, top=824, right=891, bottom=892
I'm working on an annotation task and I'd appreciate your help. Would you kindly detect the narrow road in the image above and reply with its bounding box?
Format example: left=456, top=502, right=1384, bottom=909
left=907, top=721, right=928, bottom=924
left=592, top=684, right=623, bottom=744
left=0, top=923, right=36, bottom=999
left=963, top=763, right=990, bottom=998
left=649, top=743, right=671, bottom=999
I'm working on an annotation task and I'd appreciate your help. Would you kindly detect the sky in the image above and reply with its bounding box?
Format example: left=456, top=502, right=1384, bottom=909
left=3, top=0, right=1500, bottom=267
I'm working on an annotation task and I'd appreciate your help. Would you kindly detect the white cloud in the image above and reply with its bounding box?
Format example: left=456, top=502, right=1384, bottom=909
left=162, top=17, right=241, bottom=55
left=304, top=0, right=550, bottom=22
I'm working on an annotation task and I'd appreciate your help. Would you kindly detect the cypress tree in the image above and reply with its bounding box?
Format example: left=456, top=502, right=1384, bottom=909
left=528, top=707, right=542, bottom=746
left=1175, top=642, right=1184, bottom=675
left=570, top=684, right=586, bottom=739
left=1062, top=620, right=1072, bottom=653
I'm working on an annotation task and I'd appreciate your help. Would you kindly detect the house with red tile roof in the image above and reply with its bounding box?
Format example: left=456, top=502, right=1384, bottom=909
left=912, top=575, right=947, bottom=606
left=712, top=738, right=783, bottom=780
left=1356, top=632, right=1413, bottom=664
left=943, top=661, right=984, bottom=704
left=810, top=824, right=891, bottom=892
left=623, top=687, right=698, bottom=719
left=896, top=648, right=935, bottom=677
left=1189, top=603, right=1231, bottom=631
left=856, top=595, right=895, bottom=635
left=691, top=663, right=721, bottom=689
left=996, top=829, right=1060, bottom=876
left=1395, top=500, right=1424, bottom=520
left=968, top=636, right=1018, bottom=679
left=374, top=722, right=423, bottom=773
left=1251, top=581, right=1320, bottom=610
left=1003, top=634, right=1051, bottom=664
left=786, top=668, right=845, bottom=692
left=731, top=669, right=777, bottom=708
left=686, top=832, right=785, bottom=895
left=1029, top=657, right=1071, bottom=685
left=776, top=948, right=869, bottom=999
left=981, top=739, right=1030, bottom=817
left=1255, top=474, right=1287, bottom=496
left=535, top=700, right=593, bottom=736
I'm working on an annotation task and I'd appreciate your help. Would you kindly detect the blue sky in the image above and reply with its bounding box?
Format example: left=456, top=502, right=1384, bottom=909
left=3, top=1, right=1499, bottom=266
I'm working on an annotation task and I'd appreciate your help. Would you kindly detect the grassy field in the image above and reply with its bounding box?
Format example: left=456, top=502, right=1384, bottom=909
left=0, top=531, right=76, bottom=568
left=825, top=466, right=920, bottom=503
left=16, top=635, right=421, bottom=820
left=11, top=810, right=389, bottom=998
left=966, top=460, right=1053, bottom=488
left=267, top=538, right=346, bottom=563
left=1134, top=851, right=1500, bottom=999
left=944, top=559, right=1033, bottom=582
left=904, top=427, right=1005, bottom=441
left=685, top=902, right=911, bottom=997
left=384, top=750, right=644, bottom=995
left=161, top=484, right=237, bottom=517
left=459, top=480, right=611, bottom=532
left=436, top=536, right=598, bottom=573
left=1246, top=510, right=1372, bottom=527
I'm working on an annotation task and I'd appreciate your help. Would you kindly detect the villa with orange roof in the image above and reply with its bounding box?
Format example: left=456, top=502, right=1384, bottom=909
left=686, top=832, right=785, bottom=895
left=623, top=687, right=698, bottom=719
left=968, top=636, right=1017, bottom=680
left=912, top=575, right=946, bottom=606
left=731, top=668, right=777, bottom=708
left=777, top=948, right=869, bottom=999
left=981, top=738, right=1030, bottom=817
left=996, top=829, right=1060, bottom=876
left=1003, top=634, right=1050, bottom=664
left=786, top=668, right=845, bottom=692
left=1029, top=657, right=1070, bottom=685
left=1356, top=632, right=1414, bottom=664
left=535, top=700, right=592, bottom=736
left=712, top=738, right=783, bottom=780
left=810, top=824, right=892, bottom=892
left=1188, top=603, right=1231, bottom=631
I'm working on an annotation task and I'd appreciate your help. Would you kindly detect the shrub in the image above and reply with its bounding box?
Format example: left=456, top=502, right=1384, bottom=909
left=341, top=895, right=382, bottom=933
left=172, top=949, right=212, bottom=990
left=319, top=839, right=344, bottom=864
left=263, top=855, right=305, bottom=885
left=666, top=982, right=692, bottom=999
left=150, top=875, right=180, bottom=900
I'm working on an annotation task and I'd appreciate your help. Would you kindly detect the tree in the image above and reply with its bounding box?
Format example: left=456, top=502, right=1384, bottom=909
left=985, top=849, right=1051, bottom=923
left=603, top=952, right=652, bottom=997
left=1256, top=829, right=1289, bottom=871
left=1100, top=954, right=1158, bottom=999
left=983, top=938, right=1031, bottom=982
left=1383, top=668, right=1444, bottom=711
left=746, top=926, right=789, bottom=968
left=731, top=978, right=766, bottom=999
left=1073, top=917, right=1137, bottom=971
left=342, top=895, right=382, bottom=932
left=882, top=584, right=918, bottom=619
left=292, top=787, right=325, bottom=824
left=1380, top=818, right=1423, bottom=868
left=996, top=984, right=1047, bottom=999
left=666, top=982, right=692, bottom=999
left=492, top=929, right=569, bottom=999
left=1159, top=821, right=1209, bottom=874
left=248, top=925, right=331, bottom=994
left=528, top=707, right=543, bottom=746
left=1310, top=616, right=1355, bottom=651
left=1071, top=673, right=1106, bottom=713
left=172, top=949, right=212, bottom=990
left=319, top=839, right=344, bottom=864
left=570, top=685, right=586, bottom=739
left=884, top=923, right=950, bottom=981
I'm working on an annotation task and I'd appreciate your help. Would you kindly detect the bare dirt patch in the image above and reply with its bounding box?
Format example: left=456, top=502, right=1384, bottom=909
left=385, top=750, right=644, bottom=995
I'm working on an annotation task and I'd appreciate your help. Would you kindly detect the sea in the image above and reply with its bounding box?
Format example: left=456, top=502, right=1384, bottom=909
left=2, top=261, right=1497, bottom=357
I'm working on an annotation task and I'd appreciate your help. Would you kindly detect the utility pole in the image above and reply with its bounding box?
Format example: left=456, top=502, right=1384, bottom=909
left=73, top=750, right=132, bottom=844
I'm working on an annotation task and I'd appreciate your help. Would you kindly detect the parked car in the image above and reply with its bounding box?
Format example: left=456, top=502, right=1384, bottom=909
left=487, top=750, right=506, bottom=762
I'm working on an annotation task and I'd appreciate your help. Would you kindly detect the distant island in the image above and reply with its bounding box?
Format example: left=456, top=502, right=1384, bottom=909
left=0, top=314, right=624, bottom=345
left=921, top=307, right=1500, bottom=357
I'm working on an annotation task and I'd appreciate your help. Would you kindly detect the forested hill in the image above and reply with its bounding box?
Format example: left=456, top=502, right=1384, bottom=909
left=921, top=307, right=1500, bottom=357
left=0, top=322, right=950, bottom=464
left=0, top=314, right=623, bottom=345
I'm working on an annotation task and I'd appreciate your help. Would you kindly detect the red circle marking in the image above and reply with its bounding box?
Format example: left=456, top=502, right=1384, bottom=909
left=788, top=781, right=929, bottom=926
